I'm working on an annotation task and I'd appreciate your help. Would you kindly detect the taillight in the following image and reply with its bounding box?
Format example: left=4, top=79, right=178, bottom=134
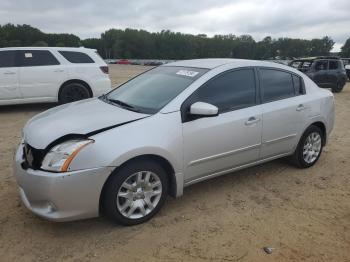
left=100, top=66, right=109, bottom=74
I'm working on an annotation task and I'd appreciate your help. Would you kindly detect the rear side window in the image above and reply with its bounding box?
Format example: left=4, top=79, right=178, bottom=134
left=260, top=69, right=295, bottom=102
left=0, top=51, right=16, bottom=67
left=329, top=60, right=339, bottom=70
left=59, top=51, right=94, bottom=63
left=197, top=69, right=256, bottom=112
left=18, top=50, right=59, bottom=67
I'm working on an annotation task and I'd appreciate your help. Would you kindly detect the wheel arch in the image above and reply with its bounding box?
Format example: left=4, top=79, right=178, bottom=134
left=99, top=154, right=178, bottom=214
left=58, top=79, right=93, bottom=99
left=309, top=121, right=327, bottom=146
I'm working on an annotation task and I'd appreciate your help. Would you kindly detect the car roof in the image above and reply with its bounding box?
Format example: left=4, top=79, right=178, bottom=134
left=0, top=47, right=96, bottom=52
left=163, top=58, right=291, bottom=70
left=291, top=56, right=340, bottom=62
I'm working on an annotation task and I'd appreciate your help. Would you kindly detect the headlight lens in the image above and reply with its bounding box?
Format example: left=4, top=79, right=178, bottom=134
left=41, top=139, right=93, bottom=172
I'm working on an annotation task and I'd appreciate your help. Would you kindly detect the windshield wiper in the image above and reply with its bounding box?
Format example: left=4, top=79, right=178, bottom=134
left=106, top=98, right=141, bottom=112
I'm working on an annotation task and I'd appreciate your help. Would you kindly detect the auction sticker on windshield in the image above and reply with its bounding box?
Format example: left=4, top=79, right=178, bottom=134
left=176, top=70, right=199, bottom=77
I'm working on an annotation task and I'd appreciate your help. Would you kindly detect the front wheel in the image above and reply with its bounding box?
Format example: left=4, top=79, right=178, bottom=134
left=102, top=160, right=168, bottom=225
left=332, top=81, right=344, bottom=93
left=290, top=125, right=324, bottom=168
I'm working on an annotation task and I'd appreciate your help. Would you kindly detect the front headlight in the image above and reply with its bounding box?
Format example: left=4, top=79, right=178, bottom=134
left=41, top=139, right=94, bottom=172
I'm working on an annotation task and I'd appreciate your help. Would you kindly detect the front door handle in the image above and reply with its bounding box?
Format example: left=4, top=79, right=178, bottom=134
left=245, top=116, right=261, bottom=126
left=296, top=104, right=306, bottom=111
left=4, top=72, right=16, bottom=75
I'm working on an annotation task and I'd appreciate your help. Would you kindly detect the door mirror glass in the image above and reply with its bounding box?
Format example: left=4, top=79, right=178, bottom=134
left=189, top=102, right=218, bottom=116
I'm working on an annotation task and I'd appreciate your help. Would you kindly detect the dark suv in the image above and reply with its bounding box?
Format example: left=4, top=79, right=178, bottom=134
left=289, top=57, right=347, bottom=93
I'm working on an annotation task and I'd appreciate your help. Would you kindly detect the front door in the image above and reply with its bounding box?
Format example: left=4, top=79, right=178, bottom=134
left=182, top=68, right=262, bottom=183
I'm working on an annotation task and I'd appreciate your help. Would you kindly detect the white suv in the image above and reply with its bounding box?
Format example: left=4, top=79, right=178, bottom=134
left=0, top=47, right=112, bottom=105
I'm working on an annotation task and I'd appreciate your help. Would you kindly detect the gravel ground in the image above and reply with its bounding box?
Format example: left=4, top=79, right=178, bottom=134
left=0, top=65, right=349, bottom=262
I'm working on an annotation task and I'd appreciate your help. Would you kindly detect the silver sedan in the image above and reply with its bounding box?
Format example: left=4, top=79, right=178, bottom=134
left=14, top=59, right=335, bottom=225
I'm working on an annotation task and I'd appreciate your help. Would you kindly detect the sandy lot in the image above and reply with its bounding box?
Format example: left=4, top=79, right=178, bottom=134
left=0, top=64, right=349, bottom=262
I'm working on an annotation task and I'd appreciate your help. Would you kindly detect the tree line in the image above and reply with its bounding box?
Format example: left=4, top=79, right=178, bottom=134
left=1, top=23, right=350, bottom=59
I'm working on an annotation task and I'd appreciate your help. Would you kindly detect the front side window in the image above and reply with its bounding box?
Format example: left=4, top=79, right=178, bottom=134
left=18, top=50, right=60, bottom=67
left=260, top=69, right=295, bottom=103
left=0, top=51, right=16, bottom=68
left=196, top=69, right=256, bottom=113
left=329, top=60, right=339, bottom=70
left=59, top=51, right=94, bottom=63
left=104, top=66, right=208, bottom=114
left=315, top=60, right=328, bottom=71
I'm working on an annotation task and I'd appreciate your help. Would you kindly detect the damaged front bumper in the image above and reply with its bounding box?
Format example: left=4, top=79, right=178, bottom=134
left=13, top=142, right=113, bottom=222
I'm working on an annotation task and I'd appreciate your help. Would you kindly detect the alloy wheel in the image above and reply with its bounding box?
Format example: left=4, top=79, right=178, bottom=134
left=116, top=171, right=162, bottom=219
left=302, top=132, right=322, bottom=164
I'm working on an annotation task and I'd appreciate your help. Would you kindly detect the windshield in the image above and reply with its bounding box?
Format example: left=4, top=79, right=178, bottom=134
left=103, top=66, right=208, bottom=114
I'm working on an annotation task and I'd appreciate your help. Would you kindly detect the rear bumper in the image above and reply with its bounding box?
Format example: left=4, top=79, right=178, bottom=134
left=13, top=143, right=113, bottom=222
left=91, top=77, right=112, bottom=97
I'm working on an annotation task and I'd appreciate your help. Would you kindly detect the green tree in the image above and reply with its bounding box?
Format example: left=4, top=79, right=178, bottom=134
left=341, top=38, right=350, bottom=57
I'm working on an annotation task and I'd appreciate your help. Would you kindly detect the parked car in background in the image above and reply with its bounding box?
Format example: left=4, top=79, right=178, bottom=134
left=341, top=58, right=350, bottom=80
left=14, top=59, right=334, bottom=225
left=116, top=59, right=131, bottom=65
left=144, top=61, right=164, bottom=66
left=0, top=47, right=112, bottom=105
left=289, top=57, right=347, bottom=93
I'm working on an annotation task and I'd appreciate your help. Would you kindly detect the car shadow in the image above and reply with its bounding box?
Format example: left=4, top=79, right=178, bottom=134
left=23, top=157, right=294, bottom=232
left=0, top=103, right=56, bottom=113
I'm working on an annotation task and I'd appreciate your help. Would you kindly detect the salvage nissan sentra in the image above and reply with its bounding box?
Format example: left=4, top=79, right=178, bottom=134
left=14, top=59, right=335, bottom=225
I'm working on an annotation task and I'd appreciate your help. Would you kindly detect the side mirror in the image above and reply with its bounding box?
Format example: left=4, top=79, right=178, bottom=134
left=189, top=102, right=218, bottom=117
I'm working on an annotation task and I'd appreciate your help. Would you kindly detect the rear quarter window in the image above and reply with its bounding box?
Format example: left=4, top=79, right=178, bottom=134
left=292, top=75, right=305, bottom=95
left=59, top=51, right=94, bottom=63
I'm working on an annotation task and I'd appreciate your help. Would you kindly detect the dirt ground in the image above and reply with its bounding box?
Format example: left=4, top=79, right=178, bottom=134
left=0, top=64, right=349, bottom=262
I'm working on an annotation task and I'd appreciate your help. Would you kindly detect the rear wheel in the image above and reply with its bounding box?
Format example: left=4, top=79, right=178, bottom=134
left=290, top=125, right=324, bottom=168
left=102, top=160, right=168, bottom=226
left=58, top=82, right=91, bottom=104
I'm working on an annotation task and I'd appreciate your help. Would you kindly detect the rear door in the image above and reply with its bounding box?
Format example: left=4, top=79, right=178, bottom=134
left=182, top=68, right=262, bottom=183
left=0, top=50, right=21, bottom=100
left=312, top=60, right=329, bottom=87
left=259, top=68, right=307, bottom=159
left=18, top=50, right=66, bottom=99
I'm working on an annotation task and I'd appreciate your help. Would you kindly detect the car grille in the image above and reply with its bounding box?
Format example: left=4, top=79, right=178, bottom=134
left=22, top=143, right=45, bottom=170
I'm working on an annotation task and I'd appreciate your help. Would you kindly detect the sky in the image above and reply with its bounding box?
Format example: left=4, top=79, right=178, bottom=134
left=0, top=0, right=349, bottom=51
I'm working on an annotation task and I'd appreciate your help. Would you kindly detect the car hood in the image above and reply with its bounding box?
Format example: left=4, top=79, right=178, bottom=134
left=23, top=98, right=149, bottom=149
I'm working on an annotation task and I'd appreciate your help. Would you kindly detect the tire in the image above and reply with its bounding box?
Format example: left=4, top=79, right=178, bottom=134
left=290, top=125, right=324, bottom=168
left=102, top=160, right=168, bottom=226
left=331, top=81, right=344, bottom=93
left=58, top=82, right=91, bottom=104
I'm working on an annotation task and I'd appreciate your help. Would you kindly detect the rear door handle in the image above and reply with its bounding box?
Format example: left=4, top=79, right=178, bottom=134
left=54, top=69, right=64, bottom=73
left=4, top=72, right=16, bottom=75
left=245, top=116, right=261, bottom=126
left=296, top=104, right=306, bottom=111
